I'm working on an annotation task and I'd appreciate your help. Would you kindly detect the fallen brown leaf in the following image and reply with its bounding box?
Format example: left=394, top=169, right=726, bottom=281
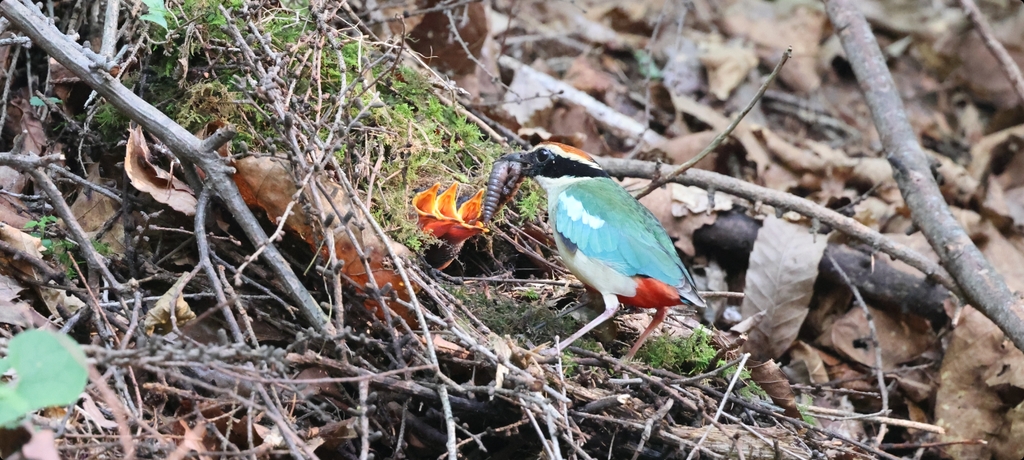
left=6, top=92, right=47, bottom=156
left=69, top=163, right=125, bottom=255
left=231, top=152, right=418, bottom=325
left=405, top=2, right=488, bottom=79
left=653, top=131, right=719, bottom=172
left=936, top=307, right=1024, bottom=459
left=787, top=341, right=830, bottom=385
left=700, top=41, right=758, bottom=101
left=829, top=305, right=935, bottom=371
left=740, top=216, right=828, bottom=361
left=125, top=125, right=197, bottom=215
left=0, top=273, right=30, bottom=327
left=720, top=0, right=826, bottom=93
left=144, top=272, right=197, bottom=335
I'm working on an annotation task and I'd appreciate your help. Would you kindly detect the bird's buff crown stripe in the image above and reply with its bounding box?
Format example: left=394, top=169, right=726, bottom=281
left=559, top=193, right=606, bottom=229
left=537, top=142, right=599, bottom=166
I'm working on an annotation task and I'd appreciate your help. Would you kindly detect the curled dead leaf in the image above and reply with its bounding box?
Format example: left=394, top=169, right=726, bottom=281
left=748, top=359, right=800, bottom=419
left=229, top=151, right=418, bottom=325
left=145, top=272, right=197, bottom=335
left=125, top=125, right=197, bottom=215
left=700, top=42, right=758, bottom=101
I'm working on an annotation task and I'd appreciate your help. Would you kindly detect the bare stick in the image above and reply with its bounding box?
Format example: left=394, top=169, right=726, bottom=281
left=634, top=47, right=791, bottom=199
left=99, top=0, right=118, bottom=58
left=497, top=55, right=668, bottom=149
left=194, top=188, right=246, bottom=344
left=804, top=406, right=943, bottom=434
left=686, top=353, right=749, bottom=460
left=0, top=0, right=328, bottom=332
left=631, top=399, right=673, bottom=460
left=958, top=0, right=1024, bottom=105
left=826, top=252, right=888, bottom=443
left=825, top=0, right=1024, bottom=351
left=596, top=156, right=958, bottom=295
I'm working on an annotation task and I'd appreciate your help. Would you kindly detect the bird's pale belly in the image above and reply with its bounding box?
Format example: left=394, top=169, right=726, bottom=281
left=553, top=229, right=682, bottom=310
left=553, top=232, right=636, bottom=295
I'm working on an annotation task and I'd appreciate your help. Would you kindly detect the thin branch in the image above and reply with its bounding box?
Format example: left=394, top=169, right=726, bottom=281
left=826, top=252, right=888, bottom=443
left=0, top=0, right=328, bottom=332
left=957, top=0, right=1024, bottom=105
left=825, top=0, right=1024, bottom=351
left=99, top=0, right=118, bottom=58
left=634, top=47, right=790, bottom=199
left=803, top=406, right=943, bottom=434
left=596, top=156, right=958, bottom=295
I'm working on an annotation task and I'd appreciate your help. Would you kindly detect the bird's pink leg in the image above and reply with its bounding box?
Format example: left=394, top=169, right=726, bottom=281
left=553, top=294, right=621, bottom=354
left=625, top=306, right=668, bottom=360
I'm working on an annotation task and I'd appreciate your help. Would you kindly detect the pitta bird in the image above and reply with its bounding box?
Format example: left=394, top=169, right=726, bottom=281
left=500, top=142, right=705, bottom=358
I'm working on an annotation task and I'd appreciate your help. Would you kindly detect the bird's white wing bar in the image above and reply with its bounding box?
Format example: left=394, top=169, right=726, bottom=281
left=558, top=193, right=606, bottom=229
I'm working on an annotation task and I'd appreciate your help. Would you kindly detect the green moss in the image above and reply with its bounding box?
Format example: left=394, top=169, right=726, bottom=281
left=636, top=326, right=771, bottom=400
left=721, top=362, right=767, bottom=399
left=113, top=0, right=521, bottom=261
left=515, top=183, right=546, bottom=221
left=797, top=404, right=816, bottom=425
left=636, top=326, right=716, bottom=374
left=172, top=80, right=240, bottom=128
left=92, top=103, right=131, bottom=137
left=454, top=286, right=579, bottom=346
left=364, top=66, right=509, bottom=249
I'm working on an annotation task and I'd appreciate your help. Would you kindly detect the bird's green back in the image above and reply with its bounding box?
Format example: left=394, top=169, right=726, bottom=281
left=553, top=178, right=691, bottom=287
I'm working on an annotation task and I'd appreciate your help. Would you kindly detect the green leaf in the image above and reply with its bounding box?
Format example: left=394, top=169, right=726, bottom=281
left=0, top=330, right=88, bottom=427
left=141, top=0, right=169, bottom=29
left=0, top=387, right=33, bottom=426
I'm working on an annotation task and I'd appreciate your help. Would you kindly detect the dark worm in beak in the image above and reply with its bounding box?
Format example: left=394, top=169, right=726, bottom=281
left=481, top=159, right=526, bottom=224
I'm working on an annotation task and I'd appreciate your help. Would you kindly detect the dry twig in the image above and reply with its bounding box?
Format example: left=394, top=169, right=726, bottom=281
left=957, top=0, right=1024, bottom=105
left=0, top=0, right=328, bottom=332
left=596, top=157, right=957, bottom=295
left=825, top=0, right=1024, bottom=351
left=634, top=47, right=791, bottom=199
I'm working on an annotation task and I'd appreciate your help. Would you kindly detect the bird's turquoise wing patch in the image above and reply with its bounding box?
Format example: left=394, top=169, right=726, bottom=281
left=554, top=179, right=686, bottom=286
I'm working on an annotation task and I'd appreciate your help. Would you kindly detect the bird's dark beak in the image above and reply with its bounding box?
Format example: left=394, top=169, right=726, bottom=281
left=498, top=151, right=536, bottom=177
left=498, top=151, right=531, bottom=165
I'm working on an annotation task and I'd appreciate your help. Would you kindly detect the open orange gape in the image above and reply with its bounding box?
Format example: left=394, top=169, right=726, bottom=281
left=412, top=183, right=487, bottom=269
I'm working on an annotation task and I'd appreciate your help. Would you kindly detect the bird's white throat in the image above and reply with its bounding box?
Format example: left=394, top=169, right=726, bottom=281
left=533, top=175, right=588, bottom=196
